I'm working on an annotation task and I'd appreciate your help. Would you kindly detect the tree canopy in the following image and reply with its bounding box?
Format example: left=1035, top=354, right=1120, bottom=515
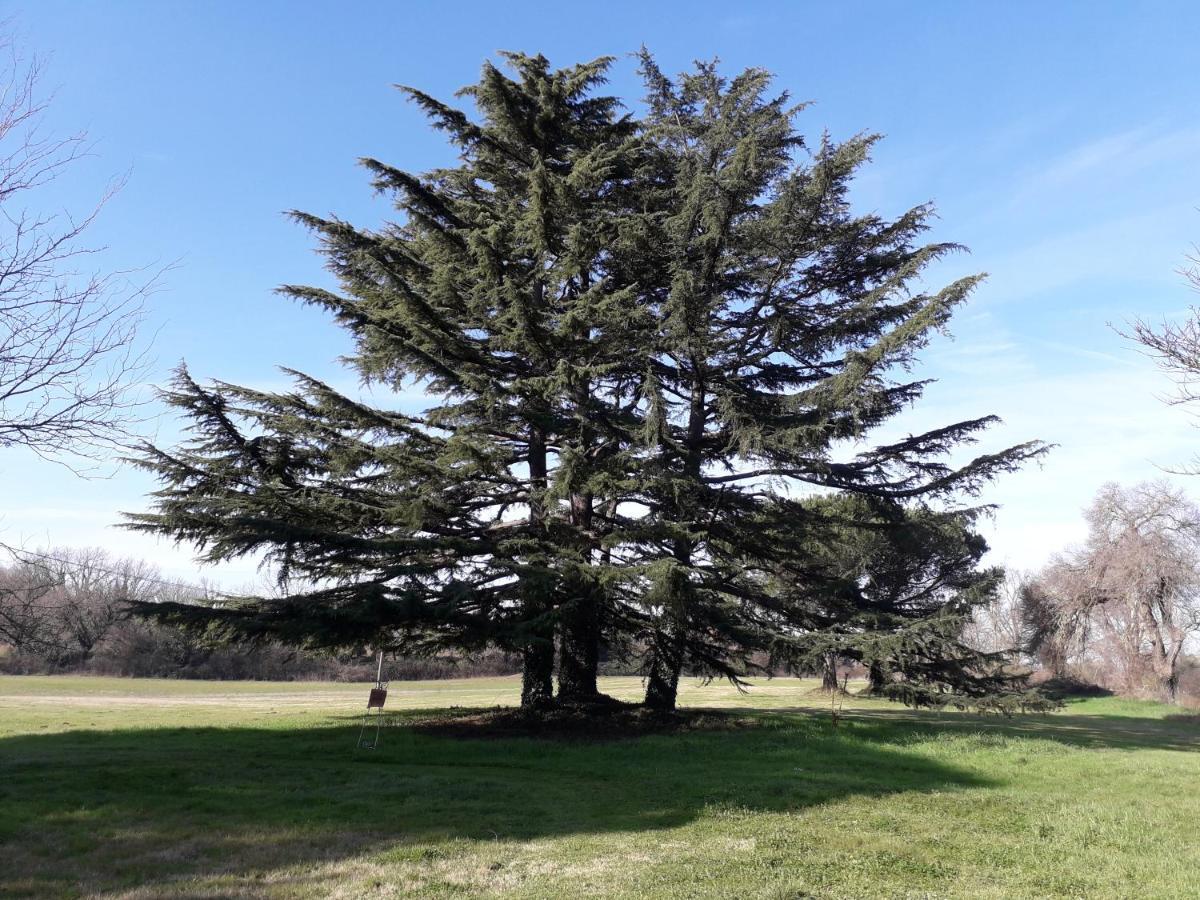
left=127, top=52, right=1049, bottom=712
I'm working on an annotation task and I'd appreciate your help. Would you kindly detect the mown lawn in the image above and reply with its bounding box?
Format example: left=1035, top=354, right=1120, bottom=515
left=0, top=675, right=1197, bottom=898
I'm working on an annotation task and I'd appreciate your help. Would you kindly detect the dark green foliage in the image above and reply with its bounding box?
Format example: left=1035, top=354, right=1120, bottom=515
left=128, top=54, right=643, bottom=706
left=589, top=55, right=1048, bottom=709
left=126, top=51, right=1048, bottom=712
left=766, top=495, right=1051, bottom=712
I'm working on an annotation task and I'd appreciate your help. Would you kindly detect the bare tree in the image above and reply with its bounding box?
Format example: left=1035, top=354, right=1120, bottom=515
left=1031, top=482, right=1200, bottom=703
left=0, top=554, right=59, bottom=653
left=964, top=569, right=1028, bottom=656
left=0, top=546, right=161, bottom=666
left=44, top=547, right=159, bottom=663
left=0, top=33, right=150, bottom=462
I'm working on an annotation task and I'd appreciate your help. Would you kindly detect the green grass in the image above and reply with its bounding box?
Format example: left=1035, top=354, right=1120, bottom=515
left=0, top=675, right=1197, bottom=898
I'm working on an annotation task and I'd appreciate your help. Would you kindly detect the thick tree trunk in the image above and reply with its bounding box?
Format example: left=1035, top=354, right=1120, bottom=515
left=557, top=587, right=601, bottom=701
left=521, top=638, right=555, bottom=708
left=520, top=421, right=555, bottom=710
left=554, top=260, right=605, bottom=704
left=644, top=625, right=684, bottom=710
left=867, top=661, right=886, bottom=694
left=1162, top=672, right=1180, bottom=705
left=643, top=562, right=691, bottom=711
left=557, top=489, right=601, bottom=702
left=821, top=653, right=840, bottom=691
left=1141, top=590, right=1182, bottom=705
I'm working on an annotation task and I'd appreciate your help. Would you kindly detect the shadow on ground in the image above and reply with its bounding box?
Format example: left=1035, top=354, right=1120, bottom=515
left=0, top=704, right=1194, bottom=895
left=0, top=710, right=984, bottom=895
left=774, top=705, right=1200, bottom=754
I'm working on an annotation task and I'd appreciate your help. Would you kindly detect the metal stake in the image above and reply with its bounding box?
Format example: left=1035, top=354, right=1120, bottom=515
left=357, top=649, right=389, bottom=750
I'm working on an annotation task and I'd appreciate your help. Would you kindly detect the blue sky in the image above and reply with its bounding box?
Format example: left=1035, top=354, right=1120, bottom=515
left=4, top=0, right=1200, bottom=586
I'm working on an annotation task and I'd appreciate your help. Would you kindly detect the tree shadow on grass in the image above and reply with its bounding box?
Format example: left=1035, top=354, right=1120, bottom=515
left=762, top=704, right=1200, bottom=753
left=0, top=710, right=992, bottom=896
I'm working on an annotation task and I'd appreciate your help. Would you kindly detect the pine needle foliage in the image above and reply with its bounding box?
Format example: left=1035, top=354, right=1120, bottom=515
left=126, top=52, right=1049, bottom=712
left=591, top=54, right=1048, bottom=709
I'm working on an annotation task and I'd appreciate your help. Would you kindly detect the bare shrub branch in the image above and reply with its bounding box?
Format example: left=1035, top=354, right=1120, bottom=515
left=0, top=32, right=153, bottom=463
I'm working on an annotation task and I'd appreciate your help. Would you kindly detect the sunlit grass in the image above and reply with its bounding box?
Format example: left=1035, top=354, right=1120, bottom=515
left=0, top=675, right=1197, bottom=898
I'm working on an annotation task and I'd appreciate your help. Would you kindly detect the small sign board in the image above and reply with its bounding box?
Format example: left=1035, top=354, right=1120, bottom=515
left=367, top=687, right=388, bottom=709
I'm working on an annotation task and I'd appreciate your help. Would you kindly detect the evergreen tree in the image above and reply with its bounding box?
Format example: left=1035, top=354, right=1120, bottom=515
left=127, top=52, right=1049, bottom=715
left=613, top=55, right=1047, bottom=709
left=781, top=495, right=1043, bottom=711
left=127, top=53, right=644, bottom=708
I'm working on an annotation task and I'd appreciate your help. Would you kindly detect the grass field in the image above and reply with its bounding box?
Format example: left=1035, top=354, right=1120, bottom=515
left=1, top=675, right=1198, bottom=898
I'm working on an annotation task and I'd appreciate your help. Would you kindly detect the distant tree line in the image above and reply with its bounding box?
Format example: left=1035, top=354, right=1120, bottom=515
left=0, top=547, right=519, bottom=680
left=123, top=53, right=1052, bottom=713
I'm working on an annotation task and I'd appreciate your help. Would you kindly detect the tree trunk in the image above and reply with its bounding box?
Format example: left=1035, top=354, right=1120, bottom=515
left=558, top=490, right=601, bottom=702
left=867, top=661, right=886, bottom=694
left=1141, top=591, right=1182, bottom=705
left=1162, top=671, right=1180, bottom=705
left=644, top=625, right=684, bottom=710
left=521, top=638, right=555, bottom=708
left=520, top=421, right=555, bottom=710
left=557, top=585, right=601, bottom=701
left=821, top=653, right=840, bottom=691
left=643, top=372, right=705, bottom=712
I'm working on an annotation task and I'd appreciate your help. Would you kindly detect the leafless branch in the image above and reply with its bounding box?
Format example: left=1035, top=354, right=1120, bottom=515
left=1029, top=481, right=1200, bottom=702
left=0, top=31, right=155, bottom=464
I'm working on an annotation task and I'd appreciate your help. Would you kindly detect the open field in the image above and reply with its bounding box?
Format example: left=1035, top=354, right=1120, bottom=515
left=1, top=676, right=1198, bottom=898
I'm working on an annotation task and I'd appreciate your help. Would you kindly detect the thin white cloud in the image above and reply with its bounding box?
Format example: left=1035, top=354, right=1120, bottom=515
left=1014, top=123, right=1200, bottom=201
left=972, top=205, right=1188, bottom=303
